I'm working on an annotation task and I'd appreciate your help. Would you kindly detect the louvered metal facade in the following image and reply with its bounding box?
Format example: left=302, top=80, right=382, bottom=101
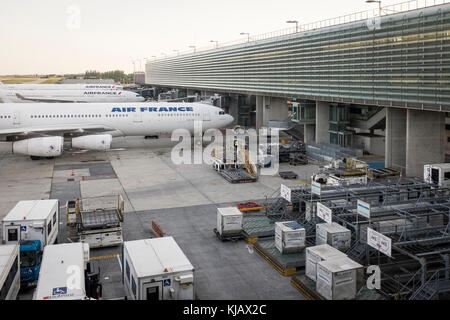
left=146, top=4, right=450, bottom=112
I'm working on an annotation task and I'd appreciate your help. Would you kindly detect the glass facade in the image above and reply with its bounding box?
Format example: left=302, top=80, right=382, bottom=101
left=146, top=4, right=450, bottom=111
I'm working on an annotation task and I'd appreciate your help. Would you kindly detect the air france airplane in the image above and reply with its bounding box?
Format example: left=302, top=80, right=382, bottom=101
left=0, top=88, right=145, bottom=103
left=0, top=102, right=234, bottom=159
left=0, top=83, right=124, bottom=90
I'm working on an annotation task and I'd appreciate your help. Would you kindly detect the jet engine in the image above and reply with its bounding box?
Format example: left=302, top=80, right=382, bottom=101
left=13, top=137, right=64, bottom=157
left=72, top=134, right=112, bottom=151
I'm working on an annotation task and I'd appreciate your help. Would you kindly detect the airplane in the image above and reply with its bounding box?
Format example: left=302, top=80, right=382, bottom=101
left=0, top=82, right=124, bottom=90
left=0, top=88, right=145, bottom=103
left=0, top=102, right=234, bottom=159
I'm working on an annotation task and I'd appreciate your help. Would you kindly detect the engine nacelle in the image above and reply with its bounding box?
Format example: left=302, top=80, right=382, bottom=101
left=72, top=134, right=112, bottom=151
left=13, top=137, right=63, bottom=157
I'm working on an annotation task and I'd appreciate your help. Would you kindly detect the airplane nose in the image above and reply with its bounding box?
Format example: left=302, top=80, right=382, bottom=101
left=228, top=115, right=234, bottom=125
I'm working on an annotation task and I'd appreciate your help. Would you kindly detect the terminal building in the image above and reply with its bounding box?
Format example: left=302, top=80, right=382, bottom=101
left=145, top=2, right=450, bottom=178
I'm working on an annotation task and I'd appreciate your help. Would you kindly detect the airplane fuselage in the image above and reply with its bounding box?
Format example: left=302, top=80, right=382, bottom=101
left=0, top=102, right=234, bottom=139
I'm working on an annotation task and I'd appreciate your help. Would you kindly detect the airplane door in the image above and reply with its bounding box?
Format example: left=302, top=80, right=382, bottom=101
left=203, top=111, right=211, bottom=121
left=5, top=225, right=20, bottom=244
left=142, top=282, right=163, bottom=300
left=13, top=111, right=20, bottom=125
left=133, top=110, right=143, bottom=123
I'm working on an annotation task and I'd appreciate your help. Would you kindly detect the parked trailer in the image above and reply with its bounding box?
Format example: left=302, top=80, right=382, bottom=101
left=0, top=244, right=20, bottom=300
left=122, top=237, right=195, bottom=300
left=33, top=242, right=101, bottom=300
left=2, top=200, right=59, bottom=247
left=424, top=163, right=450, bottom=187
left=66, top=195, right=124, bottom=248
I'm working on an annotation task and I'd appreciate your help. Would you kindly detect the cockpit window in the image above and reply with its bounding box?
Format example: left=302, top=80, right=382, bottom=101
left=219, top=111, right=225, bottom=115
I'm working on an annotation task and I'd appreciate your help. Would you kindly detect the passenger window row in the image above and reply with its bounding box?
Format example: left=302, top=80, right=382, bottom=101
left=0, top=115, right=11, bottom=119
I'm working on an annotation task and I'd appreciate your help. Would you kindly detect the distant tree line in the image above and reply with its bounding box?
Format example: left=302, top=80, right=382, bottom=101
left=84, top=70, right=133, bottom=84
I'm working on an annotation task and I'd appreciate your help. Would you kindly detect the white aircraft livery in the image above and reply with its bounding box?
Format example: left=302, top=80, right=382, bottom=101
left=0, top=88, right=145, bottom=103
left=0, top=83, right=124, bottom=90
left=0, top=102, right=234, bottom=159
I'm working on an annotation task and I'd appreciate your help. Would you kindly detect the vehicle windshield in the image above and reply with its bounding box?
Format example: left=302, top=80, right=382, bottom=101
left=20, top=250, right=37, bottom=268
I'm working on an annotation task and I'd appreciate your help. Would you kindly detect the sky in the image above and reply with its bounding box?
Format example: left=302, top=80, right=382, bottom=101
left=0, top=0, right=403, bottom=75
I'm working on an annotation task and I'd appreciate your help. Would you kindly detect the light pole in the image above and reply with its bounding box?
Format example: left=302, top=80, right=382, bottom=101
left=286, top=20, right=299, bottom=33
left=189, top=45, right=196, bottom=53
left=210, top=40, right=219, bottom=48
left=366, top=0, right=382, bottom=16
left=240, top=32, right=250, bottom=43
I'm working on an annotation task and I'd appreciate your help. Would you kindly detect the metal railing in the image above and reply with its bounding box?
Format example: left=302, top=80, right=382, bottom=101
left=152, top=0, right=450, bottom=61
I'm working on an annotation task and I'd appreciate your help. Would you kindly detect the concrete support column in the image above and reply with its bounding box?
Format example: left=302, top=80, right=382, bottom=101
left=385, top=108, right=407, bottom=171
left=406, top=109, right=445, bottom=178
left=262, top=97, right=289, bottom=126
left=315, top=101, right=330, bottom=144
left=256, top=96, right=264, bottom=130
left=304, top=124, right=316, bottom=144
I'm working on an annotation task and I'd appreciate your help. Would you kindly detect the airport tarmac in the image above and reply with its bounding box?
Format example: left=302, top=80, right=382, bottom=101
left=0, top=137, right=320, bottom=300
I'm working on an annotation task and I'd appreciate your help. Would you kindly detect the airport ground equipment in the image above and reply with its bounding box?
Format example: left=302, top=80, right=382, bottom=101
left=66, top=195, right=124, bottom=248
left=122, top=237, right=194, bottom=300
left=275, top=221, right=306, bottom=254
left=214, top=207, right=244, bottom=241
left=33, top=242, right=102, bottom=300
left=316, top=256, right=363, bottom=300
left=237, top=202, right=263, bottom=212
left=0, top=244, right=20, bottom=300
left=2, top=200, right=59, bottom=248
left=211, top=143, right=258, bottom=183
left=279, top=171, right=298, bottom=180
left=305, top=244, right=347, bottom=282
left=424, top=163, right=450, bottom=187
left=315, top=222, right=351, bottom=251
left=19, top=240, right=42, bottom=285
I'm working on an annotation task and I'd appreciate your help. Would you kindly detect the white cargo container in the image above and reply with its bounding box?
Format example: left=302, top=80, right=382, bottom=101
left=33, top=242, right=92, bottom=300
left=0, top=244, right=20, bottom=300
left=274, top=221, right=306, bottom=254
left=316, top=256, right=363, bottom=300
left=2, top=200, right=59, bottom=248
left=122, top=237, right=195, bottom=300
left=305, top=244, right=347, bottom=281
left=316, top=222, right=351, bottom=251
left=424, top=163, right=450, bottom=187
left=217, top=207, right=243, bottom=237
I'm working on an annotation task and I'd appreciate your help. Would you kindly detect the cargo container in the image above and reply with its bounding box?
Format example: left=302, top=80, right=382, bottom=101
left=0, top=244, right=20, bottom=300
left=316, top=222, right=351, bottom=251
left=2, top=200, right=59, bottom=248
left=316, top=256, right=363, bottom=300
left=305, top=244, right=347, bottom=281
left=274, top=221, right=306, bottom=254
left=122, top=237, right=194, bottom=300
left=424, top=163, right=450, bottom=187
left=33, top=242, right=102, bottom=300
left=217, top=207, right=243, bottom=237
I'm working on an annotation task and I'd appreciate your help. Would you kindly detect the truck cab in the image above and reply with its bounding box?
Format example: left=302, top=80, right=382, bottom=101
left=19, top=240, right=42, bottom=284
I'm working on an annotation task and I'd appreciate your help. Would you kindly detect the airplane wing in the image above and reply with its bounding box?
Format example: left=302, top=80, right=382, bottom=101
left=15, top=93, right=77, bottom=103
left=0, top=124, right=122, bottom=140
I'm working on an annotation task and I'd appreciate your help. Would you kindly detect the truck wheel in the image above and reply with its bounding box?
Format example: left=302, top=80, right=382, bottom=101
left=30, top=156, right=42, bottom=161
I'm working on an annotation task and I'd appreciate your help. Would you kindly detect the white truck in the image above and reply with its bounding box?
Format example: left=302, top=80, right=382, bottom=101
left=0, top=244, right=20, bottom=300
left=33, top=242, right=102, bottom=300
left=122, top=237, right=195, bottom=300
left=2, top=200, right=59, bottom=247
